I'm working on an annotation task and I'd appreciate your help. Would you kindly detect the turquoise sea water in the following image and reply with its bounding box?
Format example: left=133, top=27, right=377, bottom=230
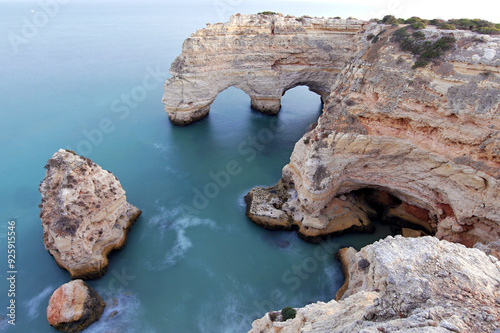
left=0, top=1, right=394, bottom=332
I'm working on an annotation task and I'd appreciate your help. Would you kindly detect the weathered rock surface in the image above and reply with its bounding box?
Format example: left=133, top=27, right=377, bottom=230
left=475, top=239, right=500, bottom=260
left=166, top=16, right=500, bottom=332
left=163, top=13, right=371, bottom=124
left=39, top=149, right=141, bottom=279
left=47, top=279, right=105, bottom=333
left=166, top=14, right=500, bottom=245
left=249, top=236, right=500, bottom=333
left=244, top=181, right=376, bottom=242
left=245, top=24, right=500, bottom=247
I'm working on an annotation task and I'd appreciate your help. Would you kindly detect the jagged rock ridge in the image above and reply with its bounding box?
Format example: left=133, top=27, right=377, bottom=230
left=249, top=236, right=500, bottom=333
left=39, top=149, right=141, bottom=279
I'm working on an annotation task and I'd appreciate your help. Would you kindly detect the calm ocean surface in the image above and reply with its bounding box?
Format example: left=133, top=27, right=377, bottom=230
left=0, top=1, right=393, bottom=332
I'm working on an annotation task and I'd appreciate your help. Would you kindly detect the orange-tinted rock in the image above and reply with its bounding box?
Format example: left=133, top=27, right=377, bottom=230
left=244, top=27, right=500, bottom=246
left=47, top=280, right=105, bottom=333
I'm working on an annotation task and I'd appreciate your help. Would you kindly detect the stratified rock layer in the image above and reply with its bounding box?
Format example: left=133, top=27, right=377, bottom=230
left=163, top=14, right=371, bottom=124
left=39, top=149, right=141, bottom=279
left=245, top=24, right=500, bottom=247
left=249, top=236, right=500, bottom=333
left=165, top=14, right=500, bottom=245
left=47, top=279, right=105, bottom=333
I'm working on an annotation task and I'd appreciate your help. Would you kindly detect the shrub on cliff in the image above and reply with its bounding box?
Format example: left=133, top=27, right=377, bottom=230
left=380, top=16, right=499, bottom=35
left=447, top=18, right=500, bottom=34
left=430, top=18, right=445, bottom=26
left=381, top=15, right=399, bottom=26
left=281, top=307, right=297, bottom=321
left=392, top=27, right=456, bottom=69
left=439, top=23, right=456, bottom=30
left=411, top=21, right=426, bottom=29
left=412, top=31, right=426, bottom=40
left=405, top=17, right=428, bottom=25
left=258, top=11, right=277, bottom=16
left=476, top=27, right=500, bottom=35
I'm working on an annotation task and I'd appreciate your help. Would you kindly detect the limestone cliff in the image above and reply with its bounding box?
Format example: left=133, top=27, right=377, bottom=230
left=164, top=14, right=500, bottom=246
left=164, top=15, right=500, bottom=332
left=39, top=149, right=141, bottom=279
left=245, top=24, right=500, bottom=247
left=163, top=14, right=371, bottom=124
left=249, top=236, right=500, bottom=333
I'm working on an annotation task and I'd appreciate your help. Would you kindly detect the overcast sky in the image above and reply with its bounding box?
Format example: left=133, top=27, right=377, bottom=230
left=1, top=0, right=499, bottom=23
left=244, top=0, right=500, bottom=22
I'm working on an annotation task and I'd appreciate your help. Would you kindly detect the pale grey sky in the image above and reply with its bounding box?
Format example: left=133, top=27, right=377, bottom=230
left=1, top=0, right=499, bottom=22
left=264, top=0, right=500, bottom=22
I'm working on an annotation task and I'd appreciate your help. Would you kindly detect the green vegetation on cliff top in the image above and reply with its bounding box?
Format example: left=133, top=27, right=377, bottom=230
left=380, top=15, right=500, bottom=35
left=392, top=26, right=456, bottom=69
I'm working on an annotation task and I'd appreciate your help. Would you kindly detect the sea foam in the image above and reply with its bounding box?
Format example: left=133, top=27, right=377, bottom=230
left=146, top=206, right=217, bottom=270
left=25, top=286, right=54, bottom=320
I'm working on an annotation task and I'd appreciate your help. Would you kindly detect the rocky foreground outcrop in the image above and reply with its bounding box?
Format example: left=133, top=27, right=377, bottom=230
left=47, top=279, right=105, bottom=333
left=39, top=149, right=141, bottom=279
left=250, top=236, right=500, bottom=333
left=163, top=14, right=370, bottom=124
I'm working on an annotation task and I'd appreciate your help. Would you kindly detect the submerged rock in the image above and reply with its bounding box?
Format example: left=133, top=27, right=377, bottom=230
left=39, top=149, right=141, bottom=279
left=47, top=280, right=105, bottom=333
left=250, top=236, right=500, bottom=333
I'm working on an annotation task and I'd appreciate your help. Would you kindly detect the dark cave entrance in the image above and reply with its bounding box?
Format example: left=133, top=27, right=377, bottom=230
left=351, top=188, right=435, bottom=237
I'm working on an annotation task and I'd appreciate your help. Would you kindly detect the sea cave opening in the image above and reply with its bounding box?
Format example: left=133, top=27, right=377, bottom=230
left=337, top=188, right=436, bottom=238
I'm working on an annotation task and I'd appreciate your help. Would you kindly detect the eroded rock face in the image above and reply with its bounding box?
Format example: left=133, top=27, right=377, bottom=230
left=249, top=236, right=500, bottom=333
left=163, top=14, right=372, bottom=125
left=167, top=15, right=500, bottom=245
left=244, top=181, right=376, bottom=242
left=247, top=26, right=500, bottom=246
left=475, top=240, right=500, bottom=260
left=47, top=279, right=105, bottom=333
left=39, top=149, right=141, bottom=279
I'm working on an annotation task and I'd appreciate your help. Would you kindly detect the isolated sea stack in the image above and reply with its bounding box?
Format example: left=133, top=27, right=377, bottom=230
left=39, top=149, right=141, bottom=279
left=47, top=279, right=105, bottom=333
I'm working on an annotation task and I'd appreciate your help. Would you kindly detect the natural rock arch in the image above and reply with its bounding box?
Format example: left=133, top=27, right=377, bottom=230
left=164, top=14, right=500, bottom=247
left=163, top=14, right=370, bottom=125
